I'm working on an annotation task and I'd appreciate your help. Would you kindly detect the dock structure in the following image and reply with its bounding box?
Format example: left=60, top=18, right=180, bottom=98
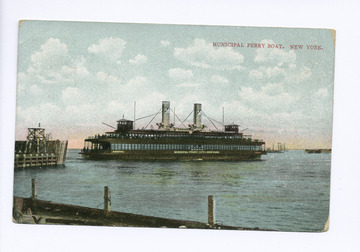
left=13, top=180, right=272, bottom=231
left=14, top=127, right=68, bottom=168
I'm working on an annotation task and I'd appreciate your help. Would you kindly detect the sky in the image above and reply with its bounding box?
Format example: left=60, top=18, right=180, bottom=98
left=15, top=21, right=335, bottom=149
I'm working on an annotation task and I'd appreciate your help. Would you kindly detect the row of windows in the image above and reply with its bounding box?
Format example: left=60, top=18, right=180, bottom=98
left=91, top=133, right=249, bottom=140
left=109, top=143, right=261, bottom=151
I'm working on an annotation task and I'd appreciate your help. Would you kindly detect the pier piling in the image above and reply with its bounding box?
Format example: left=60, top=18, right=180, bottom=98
left=104, top=186, right=111, bottom=215
left=13, top=180, right=272, bottom=230
left=31, top=178, right=38, bottom=200
left=208, top=195, right=215, bottom=227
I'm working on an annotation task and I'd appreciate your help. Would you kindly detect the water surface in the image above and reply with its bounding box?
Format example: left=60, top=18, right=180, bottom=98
left=13, top=150, right=331, bottom=232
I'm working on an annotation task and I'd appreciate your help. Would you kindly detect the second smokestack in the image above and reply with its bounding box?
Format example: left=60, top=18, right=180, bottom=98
left=193, top=103, right=202, bottom=129
left=161, top=101, right=170, bottom=129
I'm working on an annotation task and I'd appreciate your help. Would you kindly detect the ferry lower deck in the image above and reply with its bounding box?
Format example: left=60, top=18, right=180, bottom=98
left=81, top=149, right=264, bottom=161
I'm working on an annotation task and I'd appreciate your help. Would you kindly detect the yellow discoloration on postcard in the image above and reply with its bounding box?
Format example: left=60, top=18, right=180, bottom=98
left=19, top=20, right=27, bottom=26
left=329, top=29, right=336, bottom=46
left=322, top=216, right=330, bottom=232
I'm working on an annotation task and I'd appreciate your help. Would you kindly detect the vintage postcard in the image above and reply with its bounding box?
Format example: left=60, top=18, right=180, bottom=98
left=13, top=21, right=335, bottom=232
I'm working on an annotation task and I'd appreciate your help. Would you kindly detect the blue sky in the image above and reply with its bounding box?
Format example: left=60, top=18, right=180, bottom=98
left=15, top=21, right=335, bottom=148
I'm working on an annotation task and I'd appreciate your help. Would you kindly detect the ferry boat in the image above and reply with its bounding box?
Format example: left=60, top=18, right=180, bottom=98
left=80, top=101, right=266, bottom=161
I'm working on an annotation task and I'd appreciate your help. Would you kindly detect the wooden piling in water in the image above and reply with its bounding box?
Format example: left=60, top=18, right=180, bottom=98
left=14, top=179, right=273, bottom=231
left=31, top=178, right=37, bottom=200
left=104, top=186, right=111, bottom=215
left=208, top=195, right=215, bottom=226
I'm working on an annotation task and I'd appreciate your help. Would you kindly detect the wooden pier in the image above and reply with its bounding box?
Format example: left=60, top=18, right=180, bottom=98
left=14, top=153, right=59, bottom=168
left=12, top=179, right=272, bottom=231
left=14, top=127, right=68, bottom=168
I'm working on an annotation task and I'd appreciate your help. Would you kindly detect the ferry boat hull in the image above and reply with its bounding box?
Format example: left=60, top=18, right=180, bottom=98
left=81, top=150, right=264, bottom=161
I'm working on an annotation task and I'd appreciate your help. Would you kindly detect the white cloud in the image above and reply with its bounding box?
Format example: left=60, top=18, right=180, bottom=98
left=174, top=38, right=244, bottom=70
left=125, top=76, right=147, bottom=88
left=17, top=103, right=63, bottom=124
left=129, top=54, right=147, bottom=65
left=61, top=87, right=86, bottom=104
left=19, top=39, right=90, bottom=87
left=160, top=40, right=170, bottom=47
left=239, top=84, right=298, bottom=113
left=88, top=37, right=126, bottom=63
left=254, top=39, right=296, bottom=65
left=314, top=88, right=328, bottom=98
left=169, top=68, right=193, bottom=80
left=221, top=100, right=261, bottom=122
left=249, top=70, right=264, bottom=80
left=261, top=82, right=284, bottom=96
left=61, top=56, right=89, bottom=78
left=119, top=76, right=149, bottom=98
left=105, top=101, right=126, bottom=115
left=249, top=62, right=311, bottom=85
left=176, top=82, right=201, bottom=87
left=210, top=75, right=229, bottom=84
left=285, top=66, right=312, bottom=83
left=96, top=71, right=121, bottom=84
left=29, top=84, right=43, bottom=95
left=265, top=66, right=286, bottom=78
left=31, top=38, right=69, bottom=70
left=65, top=104, right=98, bottom=117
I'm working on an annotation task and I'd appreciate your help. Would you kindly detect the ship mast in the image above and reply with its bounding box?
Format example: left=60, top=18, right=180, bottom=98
left=134, top=101, right=136, bottom=130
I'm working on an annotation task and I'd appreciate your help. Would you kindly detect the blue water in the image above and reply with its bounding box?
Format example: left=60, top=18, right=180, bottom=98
left=13, top=150, right=331, bottom=232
